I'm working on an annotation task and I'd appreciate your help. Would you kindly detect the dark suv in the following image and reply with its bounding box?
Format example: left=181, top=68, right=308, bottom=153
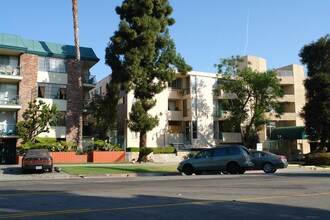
left=177, top=145, right=253, bottom=175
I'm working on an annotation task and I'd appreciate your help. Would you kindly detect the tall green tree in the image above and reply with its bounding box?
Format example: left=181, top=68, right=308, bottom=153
left=17, top=100, right=61, bottom=144
left=215, top=56, right=284, bottom=148
left=105, top=0, right=191, bottom=161
left=299, top=35, right=330, bottom=149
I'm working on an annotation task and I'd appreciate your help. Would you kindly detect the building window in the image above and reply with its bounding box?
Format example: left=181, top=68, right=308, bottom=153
left=192, top=121, right=197, bottom=139
left=38, top=56, right=67, bottom=73
left=38, top=83, right=67, bottom=99
left=169, top=78, right=182, bottom=89
left=0, top=55, right=10, bottom=65
left=57, top=112, right=66, bottom=126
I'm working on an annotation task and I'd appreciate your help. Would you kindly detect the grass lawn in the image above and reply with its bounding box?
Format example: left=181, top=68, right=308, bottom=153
left=60, top=165, right=179, bottom=175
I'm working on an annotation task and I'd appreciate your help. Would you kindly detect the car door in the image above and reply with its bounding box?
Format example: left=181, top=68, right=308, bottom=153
left=212, top=147, right=228, bottom=170
left=250, top=151, right=263, bottom=169
left=191, top=149, right=214, bottom=171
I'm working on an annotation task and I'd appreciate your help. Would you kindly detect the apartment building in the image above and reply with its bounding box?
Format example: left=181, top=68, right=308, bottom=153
left=0, top=33, right=99, bottom=164
left=94, top=55, right=309, bottom=154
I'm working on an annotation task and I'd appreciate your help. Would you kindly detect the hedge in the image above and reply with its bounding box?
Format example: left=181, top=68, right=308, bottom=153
left=152, top=146, right=177, bottom=154
left=305, top=153, right=330, bottom=166
left=126, top=147, right=140, bottom=152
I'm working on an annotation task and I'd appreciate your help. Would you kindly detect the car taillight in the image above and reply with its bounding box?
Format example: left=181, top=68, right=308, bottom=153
left=279, top=156, right=287, bottom=161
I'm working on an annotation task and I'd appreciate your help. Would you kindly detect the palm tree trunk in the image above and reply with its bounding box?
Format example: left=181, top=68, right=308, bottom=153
left=72, top=0, right=83, bottom=149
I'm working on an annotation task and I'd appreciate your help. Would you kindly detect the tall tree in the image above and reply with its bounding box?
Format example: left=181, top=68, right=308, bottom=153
left=106, top=0, right=191, bottom=161
left=70, top=0, right=83, bottom=149
left=299, top=35, right=330, bottom=149
left=215, top=56, right=284, bottom=148
left=17, top=100, right=61, bottom=144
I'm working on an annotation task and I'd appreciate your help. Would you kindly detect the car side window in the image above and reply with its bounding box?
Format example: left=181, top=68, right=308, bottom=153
left=195, top=149, right=213, bottom=158
left=228, top=147, right=240, bottom=155
left=214, top=148, right=227, bottom=157
left=251, top=152, right=261, bottom=158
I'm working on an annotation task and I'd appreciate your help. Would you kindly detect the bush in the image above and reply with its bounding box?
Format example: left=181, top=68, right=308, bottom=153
left=93, top=140, right=120, bottom=151
left=305, top=153, right=330, bottom=166
left=126, top=147, right=140, bottom=152
left=152, top=146, right=177, bottom=154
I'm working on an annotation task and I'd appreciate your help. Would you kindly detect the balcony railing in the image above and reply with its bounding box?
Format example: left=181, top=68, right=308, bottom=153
left=0, top=124, right=17, bottom=136
left=0, top=95, right=21, bottom=105
left=83, top=75, right=96, bottom=85
left=0, top=65, right=21, bottom=76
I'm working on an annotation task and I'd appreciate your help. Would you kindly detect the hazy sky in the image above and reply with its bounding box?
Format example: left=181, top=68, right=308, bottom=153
left=2, top=0, right=329, bottom=80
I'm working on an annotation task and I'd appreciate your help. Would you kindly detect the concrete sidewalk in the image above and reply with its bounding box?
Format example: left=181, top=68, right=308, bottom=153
left=0, top=162, right=180, bottom=181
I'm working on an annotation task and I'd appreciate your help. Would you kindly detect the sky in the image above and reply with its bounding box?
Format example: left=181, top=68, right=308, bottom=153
left=2, top=0, right=330, bottom=81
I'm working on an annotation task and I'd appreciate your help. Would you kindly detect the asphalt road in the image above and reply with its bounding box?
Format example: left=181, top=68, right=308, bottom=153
left=0, top=167, right=329, bottom=220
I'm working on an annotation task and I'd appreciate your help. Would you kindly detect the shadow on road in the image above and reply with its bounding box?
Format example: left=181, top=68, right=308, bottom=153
left=0, top=188, right=329, bottom=220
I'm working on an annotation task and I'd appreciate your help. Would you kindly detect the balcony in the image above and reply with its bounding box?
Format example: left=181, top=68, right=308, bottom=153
left=0, top=124, right=18, bottom=137
left=167, top=110, right=183, bottom=121
left=83, top=74, right=96, bottom=85
left=219, top=132, right=242, bottom=143
left=279, top=94, right=295, bottom=102
left=0, top=95, right=22, bottom=110
left=168, top=89, right=183, bottom=99
left=277, top=76, right=294, bottom=85
left=0, top=65, right=23, bottom=83
left=215, top=110, right=231, bottom=120
left=266, top=112, right=297, bottom=121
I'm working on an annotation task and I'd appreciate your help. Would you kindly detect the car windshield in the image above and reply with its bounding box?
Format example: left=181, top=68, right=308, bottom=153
left=26, top=150, right=49, bottom=157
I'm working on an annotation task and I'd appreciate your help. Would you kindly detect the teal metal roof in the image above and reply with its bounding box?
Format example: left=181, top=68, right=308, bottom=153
left=270, top=126, right=307, bottom=140
left=0, top=33, right=27, bottom=51
left=0, top=33, right=99, bottom=62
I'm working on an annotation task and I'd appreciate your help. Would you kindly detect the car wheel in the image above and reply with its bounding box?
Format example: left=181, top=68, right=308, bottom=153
left=263, top=163, right=275, bottom=173
left=227, top=162, right=240, bottom=174
left=238, top=168, right=246, bottom=174
left=182, top=164, right=194, bottom=175
left=22, top=169, right=27, bottom=174
left=271, top=168, right=277, bottom=173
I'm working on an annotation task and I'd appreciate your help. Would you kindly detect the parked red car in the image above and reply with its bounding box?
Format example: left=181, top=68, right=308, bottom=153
left=22, top=149, right=53, bottom=174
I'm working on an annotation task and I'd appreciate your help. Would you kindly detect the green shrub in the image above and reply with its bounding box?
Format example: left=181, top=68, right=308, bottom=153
left=126, top=147, right=140, bottom=152
left=139, top=147, right=153, bottom=156
left=305, top=153, right=330, bottom=166
left=152, top=146, right=177, bottom=154
left=93, top=140, right=120, bottom=151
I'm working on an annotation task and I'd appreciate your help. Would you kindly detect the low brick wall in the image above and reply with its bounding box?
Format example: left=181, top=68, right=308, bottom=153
left=90, top=151, right=125, bottom=163
left=51, top=152, right=88, bottom=163
left=16, top=151, right=126, bottom=164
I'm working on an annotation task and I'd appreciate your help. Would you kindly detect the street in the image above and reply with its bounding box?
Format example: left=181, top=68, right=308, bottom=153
left=0, top=167, right=329, bottom=220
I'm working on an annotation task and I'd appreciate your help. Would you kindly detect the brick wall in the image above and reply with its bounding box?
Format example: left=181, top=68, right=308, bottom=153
left=18, top=54, right=38, bottom=121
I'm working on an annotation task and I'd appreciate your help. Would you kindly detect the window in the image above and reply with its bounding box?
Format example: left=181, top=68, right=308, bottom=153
left=228, top=147, right=240, bottom=155
left=38, top=56, right=67, bottom=73
left=57, top=112, right=66, bottom=126
left=38, top=83, right=67, bottom=99
left=169, top=78, right=182, bottom=89
left=192, top=121, right=197, bottom=139
left=0, top=55, right=9, bottom=65
left=214, top=148, right=227, bottom=157
left=195, top=149, right=213, bottom=159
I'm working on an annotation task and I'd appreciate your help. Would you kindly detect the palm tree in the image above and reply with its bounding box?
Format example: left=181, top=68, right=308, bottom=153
left=71, top=0, right=83, bottom=149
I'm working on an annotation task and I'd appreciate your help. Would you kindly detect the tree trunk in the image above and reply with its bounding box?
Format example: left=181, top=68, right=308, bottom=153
left=72, top=0, right=83, bottom=149
left=137, top=131, right=147, bottom=162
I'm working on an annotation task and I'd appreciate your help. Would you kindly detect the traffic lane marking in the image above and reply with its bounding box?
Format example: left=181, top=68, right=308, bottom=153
left=0, top=192, right=329, bottom=219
